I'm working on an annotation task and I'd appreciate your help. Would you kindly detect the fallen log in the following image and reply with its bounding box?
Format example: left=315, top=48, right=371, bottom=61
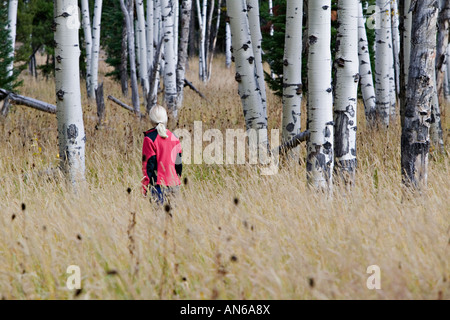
left=275, top=130, right=310, bottom=155
left=107, top=95, right=135, bottom=113
left=107, top=95, right=144, bottom=118
left=0, top=88, right=56, bottom=116
left=184, top=79, right=208, bottom=100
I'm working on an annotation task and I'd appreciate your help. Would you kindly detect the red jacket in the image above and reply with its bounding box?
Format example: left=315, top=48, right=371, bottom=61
left=142, top=128, right=182, bottom=193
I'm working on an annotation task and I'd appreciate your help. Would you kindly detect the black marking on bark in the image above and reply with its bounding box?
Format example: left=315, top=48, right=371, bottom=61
left=235, top=73, right=242, bottom=82
left=283, top=59, right=289, bottom=66
left=324, top=126, right=331, bottom=138
left=309, top=35, right=318, bottom=45
left=242, top=44, right=249, bottom=51
left=346, top=105, right=355, bottom=117
left=56, top=56, right=63, bottom=63
left=296, top=84, right=303, bottom=95
left=336, top=57, right=346, bottom=68
left=56, top=90, right=65, bottom=100
left=67, top=124, right=79, bottom=140
left=286, top=123, right=295, bottom=132
left=61, top=12, right=70, bottom=18
left=322, top=5, right=329, bottom=10
left=326, top=88, right=332, bottom=93
left=248, top=56, right=254, bottom=64
left=334, top=111, right=349, bottom=158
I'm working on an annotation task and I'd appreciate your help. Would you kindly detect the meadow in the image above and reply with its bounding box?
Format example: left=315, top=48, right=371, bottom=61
left=0, top=56, right=449, bottom=299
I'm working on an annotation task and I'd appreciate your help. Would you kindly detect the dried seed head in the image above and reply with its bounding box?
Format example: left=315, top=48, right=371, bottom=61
left=106, top=270, right=118, bottom=276
left=74, top=288, right=83, bottom=297
left=308, top=277, right=315, bottom=288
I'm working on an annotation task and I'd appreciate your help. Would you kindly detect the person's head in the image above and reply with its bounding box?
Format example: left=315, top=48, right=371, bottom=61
left=149, top=105, right=168, bottom=138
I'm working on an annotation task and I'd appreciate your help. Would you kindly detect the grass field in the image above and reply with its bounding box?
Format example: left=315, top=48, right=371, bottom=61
left=0, top=56, right=449, bottom=299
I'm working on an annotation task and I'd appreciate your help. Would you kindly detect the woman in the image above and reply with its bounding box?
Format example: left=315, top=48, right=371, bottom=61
left=142, top=105, right=182, bottom=204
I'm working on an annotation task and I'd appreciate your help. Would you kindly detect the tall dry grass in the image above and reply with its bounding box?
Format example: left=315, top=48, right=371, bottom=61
left=0, top=55, right=449, bottom=300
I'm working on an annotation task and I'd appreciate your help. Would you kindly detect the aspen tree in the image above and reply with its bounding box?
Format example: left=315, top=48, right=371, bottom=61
left=358, top=0, right=376, bottom=123
left=401, top=0, right=438, bottom=189
left=89, top=0, right=103, bottom=99
left=80, top=0, right=92, bottom=93
left=246, top=0, right=267, bottom=124
left=161, top=0, right=178, bottom=117
left=54, top=0, right=86, bottom=185
left=227, top=0, right=268, bottom=152
left=225, top=18, right=232, bottom=68
left=334, top=0, right=359, bottom=183
left=282, top=0, right=303, bottom=154
left=120, top=0, right=140, bottom=113
left=375, top=0, right=391, bottom=126
left=307, top=0, right=334, bottom=191
left=177, top=0, right=193, bottom=107
left=6, top=0, right=18, bottom=78
left=135, top=0, right=149, bottom=95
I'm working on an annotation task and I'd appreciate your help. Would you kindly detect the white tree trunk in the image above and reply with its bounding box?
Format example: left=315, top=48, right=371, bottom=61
left=196, top=0, right=207, bottom=81
left=246, top=0, right=267, bottom=125
left=80, top=0, right=92, bottom=94
left=227, top=0, right=268, bottom=149
left=358, top=1, right=376, bottom=123
left=375, top=0, right=391, bottom=126
left=176, top=0, right=193, bottom=107
left=225, top=20, right=232, bottom=68
left=388, top=25, right=397, bottom=120
left=268, top=0, right=274, bottom=36
left=436, top=0, right=450, bottom=99
left=282, top=0, right=303, bottom=150
left=161, top=0, right=178, bottom=117
left=135, top=0, right=149, bottom=95
left=54, top=0, right=86, bottom=185
left=207, top=0, right=223, bottom=80
left=154, top=0, right=161, bottom=47
left=446, top=45, right=450, bottom=98
left=120, top=0, right=140, bottom=113
left=89, top=0, right=103, bottom=99
left=173, top=0, right=179, bottom=67
left=430, top=84, right=444, bottom=152
left=307, top=0, right=334, bottom=191
left=147, top=0, right=154, bottom=75
left=391, top=0, right=401, bottom=95
left=7, top=0, right=18, bottom=78
left=403, top=0, right=412, bottom=84
left=334, top=0, right=359, bottom=182
left=135, top=20, right=141, bottom=78
left=401, top=0, right=438, bottom=189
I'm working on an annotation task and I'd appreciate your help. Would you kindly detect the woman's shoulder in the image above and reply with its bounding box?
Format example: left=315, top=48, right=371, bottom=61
left=166, top=129, right=181, bottom=141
